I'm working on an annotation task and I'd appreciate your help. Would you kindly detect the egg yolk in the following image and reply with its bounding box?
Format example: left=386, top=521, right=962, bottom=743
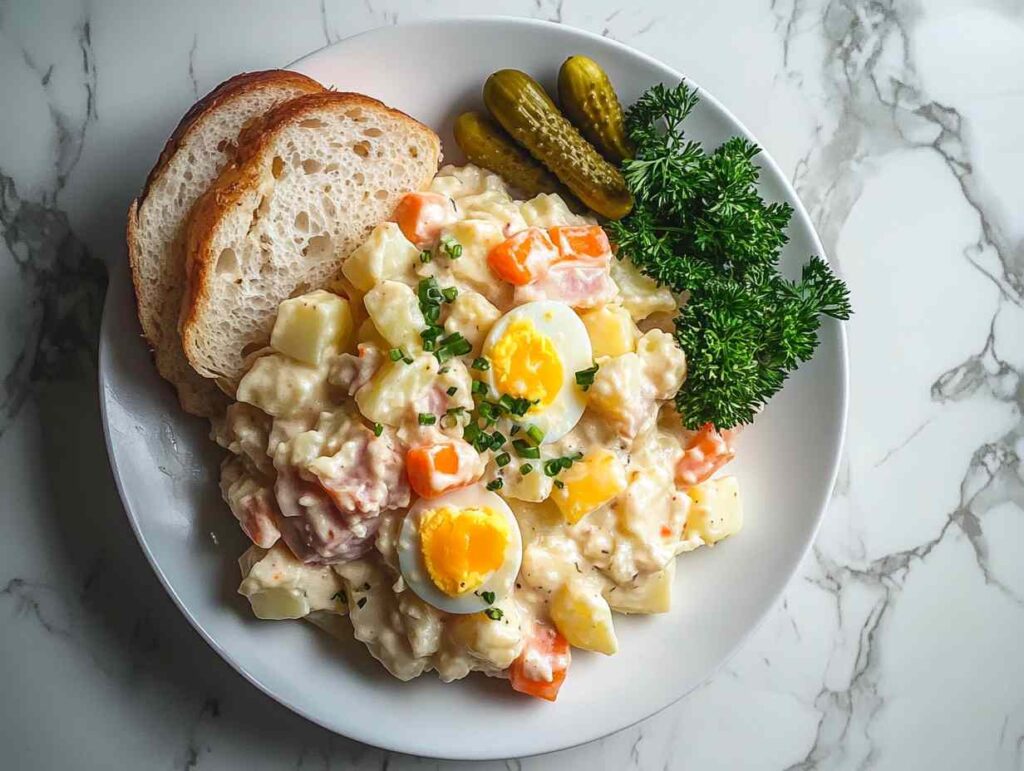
left=420, top=506, right=511, bottom=596
left=489, top=318, right=564, bottom=408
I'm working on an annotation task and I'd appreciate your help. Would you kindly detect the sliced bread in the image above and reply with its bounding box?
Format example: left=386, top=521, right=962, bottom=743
left=127, top=70, right=325, bottom=416
left=181, top=91, right=441, bottom=386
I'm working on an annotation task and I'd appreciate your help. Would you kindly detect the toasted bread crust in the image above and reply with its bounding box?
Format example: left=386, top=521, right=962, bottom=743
left=139, top=70, right=323, bottom=206
left=181, top=91, right=441, bottom=380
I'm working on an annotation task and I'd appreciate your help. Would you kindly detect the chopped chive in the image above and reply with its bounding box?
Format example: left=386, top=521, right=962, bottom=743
left=478, top=401, right=496, bottom=422
left=481, top=590, right=496, bottom=604
left=471, top=357, right=490, bottom=371
left=373, top=422, right=384, bottom=437
left=388, top=347, right=404, bottom=362
left=544, top=459, right=563, bottom=477
left=472, top=380, right=488, bottom=396
left=420, top=250, right=432, bottom=263
left=513, top=439, right=541, bottom=459
left=440, top=234, right=463, bottom=259
left=519, top=463, right=534, bottom=475
left=357, top=597, right=367, bottom=609
left=509, top=397, right=532, bottom=417
left=418, top=413, right=436, bottom=426
left=489, top=431, right=506, bottom=450
left=423, top=304, right=441, bottom=324
left=525, top=424, right=545, bottom=445
left=510, top=424, right=521, bottom=435
left=575, top=363, right=599, bottom=391
left=553, top=479, right=565, bottom=489
left=442, top=286, right=458, bottom=303
left=484, top=607, right=503, bottom=621
left=332, top=590, right=346, bottom=603
left=495, top=452, right=511, bottom=467
left=446, top=385, right=458, bottom=396
left=486, top=479, right=503, bottom=492
left=463, top=423, right=483, bottom=445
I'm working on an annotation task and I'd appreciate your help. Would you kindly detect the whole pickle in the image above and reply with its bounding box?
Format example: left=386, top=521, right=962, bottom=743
left=483, top=69, right=633, bottom=220
left=558, top=55, right=633, bottom=164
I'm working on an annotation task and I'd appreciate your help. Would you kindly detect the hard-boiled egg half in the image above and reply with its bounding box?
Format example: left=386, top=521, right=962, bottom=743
left=398, top=485, right=523, bottom=614
left=481, top=301, right=592, bottom=443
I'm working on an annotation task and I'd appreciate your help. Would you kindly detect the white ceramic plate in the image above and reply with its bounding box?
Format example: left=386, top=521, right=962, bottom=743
left=100, top=17, right=848, bottom=760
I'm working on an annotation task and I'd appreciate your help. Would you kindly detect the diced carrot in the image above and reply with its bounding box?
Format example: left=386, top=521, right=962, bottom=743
left=549, top=225, right=611, bottom=261
left=406, top=440, right=479, bottom=499
left=487, top=228, right=559, bottom=286
left=675, top=423, right=736, bottom=487
left=509, top=623, right=571, bottom=702
left=394, top=191, right=453, bottom=248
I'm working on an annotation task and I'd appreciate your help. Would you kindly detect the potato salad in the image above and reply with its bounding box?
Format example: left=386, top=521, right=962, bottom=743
left=213, top=165, right=743, bottom=701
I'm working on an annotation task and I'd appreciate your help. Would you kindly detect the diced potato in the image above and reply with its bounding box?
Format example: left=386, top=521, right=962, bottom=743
left=586, top=352, right=650, bottom=437
left=236, top=353, right=329, bottom=419
left=579, top=304, right=638, bottom=359
left=550, top=448, right=627, bottom=524
left=450, top=599, right=524, bottom=669
left=429, top=164, right=507, bottom=199
left=456, top=190, right=527, bottom=231
left=342, top=222, right=420, bottom=292
left=683, top=475, right=743, bottom=545
left=519, top=193, right=588, bottom=228
left=355, top=316, right=389, bottom=349
left=636, top=329, right=687, bottom=399
left=444, top=291, right=501, bottom=352
left=270, top=290, right=354, bottom=365
left=610, top=258, right=677, bottom=321
left=363, top=280, right=425, bottom=351
left=550, top=578, right=618, bottom=655
left=355, top=353, right=438, bottom=426
left=608, top=559, right=675, bottom=615
left=238, top=543, right=345, bottom=620
left=501, top=464, right=554, bottom=503
left=442, top=219, right=512, bottom=307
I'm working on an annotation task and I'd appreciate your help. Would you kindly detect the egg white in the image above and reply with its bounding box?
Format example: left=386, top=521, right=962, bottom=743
left=397, top=485, right=523, bottom=615
left=481, top=301, right=592, bottom=443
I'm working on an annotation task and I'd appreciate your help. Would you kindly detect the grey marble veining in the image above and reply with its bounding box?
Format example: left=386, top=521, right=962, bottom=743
left=1, top=1, right=1022, bottom=769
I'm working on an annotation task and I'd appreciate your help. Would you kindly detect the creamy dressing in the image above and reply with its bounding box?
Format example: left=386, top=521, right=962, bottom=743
left=217, top=164, right=740, bottom=687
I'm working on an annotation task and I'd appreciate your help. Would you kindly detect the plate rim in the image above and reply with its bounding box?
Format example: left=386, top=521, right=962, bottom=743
left=100, top=15, right=849, bottom=760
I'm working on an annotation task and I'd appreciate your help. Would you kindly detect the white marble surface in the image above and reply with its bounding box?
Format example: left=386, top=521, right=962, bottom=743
left=1, top=1, right=1022, bottom=768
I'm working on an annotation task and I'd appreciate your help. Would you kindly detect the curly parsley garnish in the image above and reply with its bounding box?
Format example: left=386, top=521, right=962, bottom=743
left=606, top=82, right=851, bottom=429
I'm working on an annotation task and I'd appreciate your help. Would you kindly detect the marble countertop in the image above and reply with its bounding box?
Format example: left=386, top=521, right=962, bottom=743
left=2, top=1, right=1022, bottom=769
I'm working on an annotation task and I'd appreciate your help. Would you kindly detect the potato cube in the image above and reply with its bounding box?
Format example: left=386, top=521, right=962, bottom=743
left=607, top=560, right=674, bottom=615
left=683, top=475, right=743, bottom=545
left=355, top=353, right=438, bottom=426
left=519, top=193, right=588, bottom=228
left=238, top=543, right=345, bottom=620
left=270, top=290, right=354, bottom=365
left=342, top=222, right=420, bottom=292
left=579, top=304, right=638, bottom=359
left=610, top=258, right=677, bottom=321
left=551, top=448, right=627, bottom=524
left=355, top=317, right=389, bottom=350
left=551, top=578, right=618, bottom=655
left=363, top=280, right=425, bottom=351
left=501, top=463, right=554, bottom=503
left=236, top=353, right=328, bottom=419
left=444, top=291, right=501, bottom=352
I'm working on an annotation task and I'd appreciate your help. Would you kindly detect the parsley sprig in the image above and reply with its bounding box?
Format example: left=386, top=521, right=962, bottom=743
left=606, top=82, right=851, bottom=429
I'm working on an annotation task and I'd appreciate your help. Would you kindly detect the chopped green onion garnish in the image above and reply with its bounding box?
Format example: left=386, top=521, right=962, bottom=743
left=446, top=386, right=458, bottom=396
left=510, top=424, right=521, bottom=435
left=519, top=463, right=534, bottom=475
left=486, top=479, right=503, bottom=492
left=544, top=459, right=563, bottom=477
left=373, top=423, right=383, bottom=437
left=440, top=234, right=463, bottom=259
left=464, top=423, right=483, bottom=444
left=442, top=286, right=458, bottom=303
left=513, top=439, right=540, bottom=459
left=489, top=432, right=506, bottom=451
left=388, top=347, right=404, bottom=362
left=553, top=479, right=565, bottom=489
left=495, top=452, right=511, bottom=467
left=575, top=363, right=599, bottom=391
left=481, top=590, right=496, bottom=604
left=418, top=413, right=436, bottom=426
left=484, top=607, right=503, bottom=621
left=420, top=250, right=432, bottom=263
left=472, top=380, right=488, bottom=396
left=471, top=357, right=490, bottom=371
left=525, top=424, right=545, bottom=445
